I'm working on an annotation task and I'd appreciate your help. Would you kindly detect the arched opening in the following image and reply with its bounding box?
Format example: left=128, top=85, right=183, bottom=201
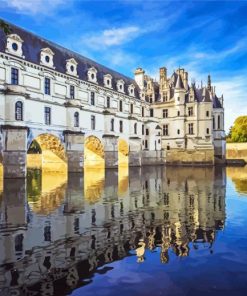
left=118, top=139, right=129, bottom=196
left=84, top=136, right=105, bottom=204
left=84, top=136, right=104, bottom=169
left=27, top=133, right=67, bottom=173
left=118, top=139, right=129, bottom=167
left=27, top=169, right=67, bottom=215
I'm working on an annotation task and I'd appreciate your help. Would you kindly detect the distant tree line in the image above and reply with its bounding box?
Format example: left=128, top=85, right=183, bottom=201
left=227, top=116, right=247, bottom=143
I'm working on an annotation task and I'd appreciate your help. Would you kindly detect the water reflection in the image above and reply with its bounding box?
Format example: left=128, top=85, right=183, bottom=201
left=27, top=170, right=67, bottom=215
left=227, top=165, right=247, bottom=194
left=0, top=166, right=227, bottom=295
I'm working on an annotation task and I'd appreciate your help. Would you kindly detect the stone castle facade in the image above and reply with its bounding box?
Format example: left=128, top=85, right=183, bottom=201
left=0, top=22, right=225, bottom=178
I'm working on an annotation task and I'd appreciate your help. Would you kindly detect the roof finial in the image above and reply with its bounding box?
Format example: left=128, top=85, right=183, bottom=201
left=207, top=74, right=211, bottom=91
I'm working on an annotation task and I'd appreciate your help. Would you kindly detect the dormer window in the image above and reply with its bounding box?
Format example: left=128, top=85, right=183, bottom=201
left=117, top=79, right=125, bottom=93
left=104, top=74, right=112, bottom=88
left=40, top=48, right=55, bottom=68
left=6, top=34, right=24, bottom=58
left=12, top=43, right=18, bottom=51
left=128, top=84, right=135, bottom=97
left=88, top=67, right=98, bottom=83
left=66, top=58, right=78, bottom=76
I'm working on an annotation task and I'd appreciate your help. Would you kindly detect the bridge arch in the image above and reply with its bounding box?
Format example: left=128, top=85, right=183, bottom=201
left=27, top=133, right=67, bottom=173
left=118, top=139, right=129, bottom=167
left=84, top=135, right=104, bottom=169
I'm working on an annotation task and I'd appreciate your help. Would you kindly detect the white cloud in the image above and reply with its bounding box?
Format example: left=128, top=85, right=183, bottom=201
left=1, top=0, right=66, bottom=15
left=83, top=26, right=141, bottom=49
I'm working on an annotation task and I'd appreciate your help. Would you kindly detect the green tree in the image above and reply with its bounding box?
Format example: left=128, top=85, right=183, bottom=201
left=231, top=116, right=247, bottom=143
left=0, top=20, right=12, bottom=35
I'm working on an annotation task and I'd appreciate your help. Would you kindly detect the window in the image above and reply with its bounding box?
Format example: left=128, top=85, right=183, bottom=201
left=213, top=116, right=215, bottom=129
left=188, top=123, right=194, bottom=135
left=142, top=124, right=144, bottom=135
left=146, top=128, right=149, bottom=136
left=130, top=103, right=133, bottom=114
left=12, top=42, right=18, bottom=51
left=188, top=107, right=193, bottom=116
left=91, top=115, right=96, bottom=130
left=11, top=67, right=19, bottom=85
left=107, top=97, right=110, bottom=108
left=163, top=124, right=169, bottom=136
left=206, top=128, right=210, bottom=134
left=142, top=107, right=144, bottom=117
left=177, top=111, right=180, bottom=116
left=44, top=107, right=51, bottom=125
left=45, top=55, right=50, bottom=63
left=145, top=140, right=148, bottom=149
left=119, top=120, right=123, bottom=133
left=206, top=110, right=210, bottom=117
left=134, top=123, right=137, bottom=134
left=91, top=92, right=95, bottom=105
left=111, top=118, right=114, bottom=131
left=74, top=112, right=79, bottom=127
left=167, top=145, right=170, bottom=150
left=150, top=108, right=154, bottom=117
left=70, top=85, right=75, bottom=99
left=177, top=97, right=180, bottom=101
left=177, top=129, right=180, bottom=135
left=44, top=77, right=50, bottom=95
left=15, top=101, right=23, bottom=121
left=163, top=109, right=168, bottom=118
left=218, top=115, right=221, bottom=129
left=119, top=100, right=123, bottom=112
left=150, top=96, right=153, bottom=103
left=163, top=92, right=168, bottom=102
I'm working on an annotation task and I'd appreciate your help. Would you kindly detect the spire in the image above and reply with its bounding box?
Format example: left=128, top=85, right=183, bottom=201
left=207, top=74, right=211, bottom=91
left=175, top=74, right=184, bottom=89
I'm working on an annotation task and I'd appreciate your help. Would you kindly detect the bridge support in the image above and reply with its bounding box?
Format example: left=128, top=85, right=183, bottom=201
left=2, top=126, right=28, bottom=178
left=103, top=135, right=118, bottom=168
left=129, top=137, right=142, bottom=167
left=64, top=131, right=84, bottom=173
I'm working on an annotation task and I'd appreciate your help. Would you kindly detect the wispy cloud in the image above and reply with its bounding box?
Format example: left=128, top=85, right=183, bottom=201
left=1, top=0, right=67, bottom=15
left=83, top=26, right=141, bottom=49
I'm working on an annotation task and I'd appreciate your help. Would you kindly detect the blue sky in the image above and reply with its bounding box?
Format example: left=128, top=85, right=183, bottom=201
left=1, top=0, right=247, bottom=131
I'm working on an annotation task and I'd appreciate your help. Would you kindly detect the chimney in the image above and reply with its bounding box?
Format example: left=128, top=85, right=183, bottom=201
left=159, top=67, right=167, bottom=81
left=134, top=67, right=145, bottom=90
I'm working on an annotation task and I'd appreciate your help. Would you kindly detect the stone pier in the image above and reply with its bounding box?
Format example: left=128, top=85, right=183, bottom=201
left=129, top=137, right=142, bottom=167
left=64, top=131, right=84, bottom=173
left=103, top=135, right=119, bottom=168
left=2, top=126, right=28, bottom=178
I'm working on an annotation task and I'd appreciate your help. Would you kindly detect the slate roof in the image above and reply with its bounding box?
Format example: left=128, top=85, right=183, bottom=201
left=0, top=20, right=140, bottom=99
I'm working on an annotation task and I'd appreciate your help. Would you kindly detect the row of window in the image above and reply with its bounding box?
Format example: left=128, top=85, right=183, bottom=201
left=161, top=108, right=211, bottom=118
left=162, top=123, right=210, bottom=136
left=11, top=68, right=142, bottom=113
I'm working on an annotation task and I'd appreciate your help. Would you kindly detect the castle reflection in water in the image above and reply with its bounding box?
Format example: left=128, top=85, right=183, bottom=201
left=0, top=166, right=226, bottom=295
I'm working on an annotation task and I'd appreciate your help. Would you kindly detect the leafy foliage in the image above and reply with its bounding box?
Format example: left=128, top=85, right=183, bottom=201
left=0, top=20, right=12, bottom=35
left=228, top=116, right=247, bottom=143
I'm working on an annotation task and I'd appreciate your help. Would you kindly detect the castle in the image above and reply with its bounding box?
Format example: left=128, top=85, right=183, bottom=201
left=0, top=21, right=225, bottom=178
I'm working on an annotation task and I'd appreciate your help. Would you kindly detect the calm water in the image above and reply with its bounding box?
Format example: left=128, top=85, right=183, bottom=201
left=0, top=166, right=247, bottom=296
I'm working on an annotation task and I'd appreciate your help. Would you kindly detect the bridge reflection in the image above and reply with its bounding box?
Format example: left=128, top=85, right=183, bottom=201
left=0, top=166, right=226, bottom=295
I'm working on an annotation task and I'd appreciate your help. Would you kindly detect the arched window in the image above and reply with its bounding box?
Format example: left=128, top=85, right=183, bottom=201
left=134, top=123, right=137, bottom=134
left=15, top=101, right=23, bottom=121
left=74, top=112, right=79, bottom=127
left=111, top=118, right=114, bottom=131
left=218, top=115, right=221, bottom=130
